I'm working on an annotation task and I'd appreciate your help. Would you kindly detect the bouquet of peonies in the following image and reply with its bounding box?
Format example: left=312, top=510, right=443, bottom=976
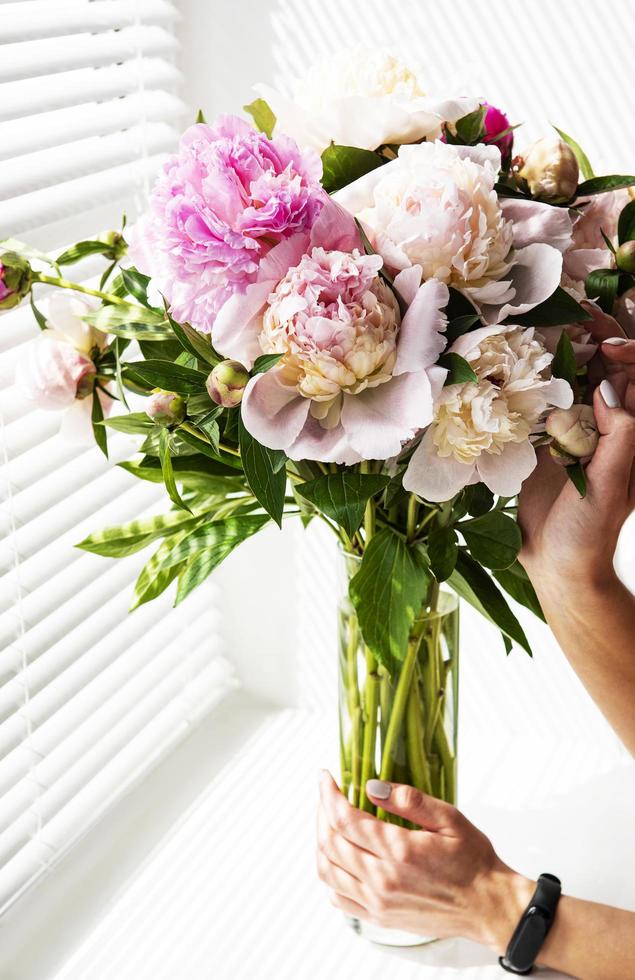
left=5, top=50, right=635, bottom=849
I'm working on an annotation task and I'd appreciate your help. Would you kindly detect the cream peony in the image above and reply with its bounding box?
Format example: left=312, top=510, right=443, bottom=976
left=335, top=142, right=568, bottom=324
left=404, top=324, right=573, bottom=500
left=563, top=188, right=634, bottom=289
left=255, top=48, right=479, bottom=154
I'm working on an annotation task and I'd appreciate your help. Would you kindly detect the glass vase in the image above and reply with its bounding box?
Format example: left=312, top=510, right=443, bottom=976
left=338, top=552, right=459, bottom=946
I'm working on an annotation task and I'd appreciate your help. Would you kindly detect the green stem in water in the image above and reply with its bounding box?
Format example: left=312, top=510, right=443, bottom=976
left=358, top=648, right=379, bottom=813
left=345, top=615, right=362, bottom=807
left=33, top=272, right=132, bottom=308
left=405, top=669, right=432, bottom=795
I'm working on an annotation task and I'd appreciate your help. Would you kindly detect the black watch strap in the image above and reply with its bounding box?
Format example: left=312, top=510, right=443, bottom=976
left=499, top=873, right=561, bottom=975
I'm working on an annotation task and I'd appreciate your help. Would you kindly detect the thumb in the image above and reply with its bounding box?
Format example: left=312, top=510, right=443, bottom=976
left=365, top=780, right=460, bottom=834
left=586, top=380, right=635, bottom=499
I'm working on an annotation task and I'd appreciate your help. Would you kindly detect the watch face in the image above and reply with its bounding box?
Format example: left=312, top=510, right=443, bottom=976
left=508, top=908, right=549, bottom=972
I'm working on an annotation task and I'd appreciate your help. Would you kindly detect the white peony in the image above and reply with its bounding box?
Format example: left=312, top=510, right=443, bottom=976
left=335, top=142, right=568, bottom=324
left=254, top=48, right=479, bottom=154
left=403, top=324, right=573, bottom=500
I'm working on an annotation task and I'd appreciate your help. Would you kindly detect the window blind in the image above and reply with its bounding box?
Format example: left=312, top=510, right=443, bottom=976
left=0, top=0, right=236, bottom=917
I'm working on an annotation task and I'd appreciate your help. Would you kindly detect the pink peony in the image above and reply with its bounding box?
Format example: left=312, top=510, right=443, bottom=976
left=563, top=189, right=633, bottom=287
left=214, top=201, right=448, bottom=463
left=482, top=103, right=513, bottom=163
left=129, top=115, right=326, bottom=334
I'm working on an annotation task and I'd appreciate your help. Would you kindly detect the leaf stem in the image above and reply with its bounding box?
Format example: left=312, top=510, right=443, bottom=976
left=33, top=272, right=132, bottom=307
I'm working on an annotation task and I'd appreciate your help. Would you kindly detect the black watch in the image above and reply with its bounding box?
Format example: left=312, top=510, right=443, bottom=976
left=499, top=873, right=562, bottom=975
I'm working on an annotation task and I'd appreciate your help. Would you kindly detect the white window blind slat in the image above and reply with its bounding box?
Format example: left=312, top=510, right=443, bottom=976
left=0, top=0, right=234, bottom=918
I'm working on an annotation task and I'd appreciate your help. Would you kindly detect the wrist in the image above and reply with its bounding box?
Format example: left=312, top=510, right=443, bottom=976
left=522, top=556, right=619, bottom=604
left=473, top=864, right=535, bottom=954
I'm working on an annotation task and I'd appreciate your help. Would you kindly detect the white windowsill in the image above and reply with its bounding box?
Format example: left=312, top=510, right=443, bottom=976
left=0, top=690, right=633, bottom=980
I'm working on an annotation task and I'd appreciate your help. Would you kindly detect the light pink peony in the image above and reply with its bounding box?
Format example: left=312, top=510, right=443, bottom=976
left=214, top=201, right=448, bottom=463
left=15, top=293, right=109, bottom=440
left=404, top=324, right=573, bottom=501
left=334, top=142, right=570, bottom=325
left=129, top=115, right=326, bottom=334
left=563, top=189, right=633, bottom=287
left=538, top=300, right=610, bottom=367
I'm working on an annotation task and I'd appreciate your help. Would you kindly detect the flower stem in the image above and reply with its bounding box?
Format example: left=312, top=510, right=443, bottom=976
left=32, top=272, right=132, bottom=308
left=358, top=648, right=379, bottom=813
left=405, top=669, right=433, bottom=795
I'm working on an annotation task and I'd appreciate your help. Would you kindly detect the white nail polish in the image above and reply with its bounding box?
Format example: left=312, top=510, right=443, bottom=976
left=600, top=379, right=620, bottom=408
left=603, top=337, right=628, bottom=346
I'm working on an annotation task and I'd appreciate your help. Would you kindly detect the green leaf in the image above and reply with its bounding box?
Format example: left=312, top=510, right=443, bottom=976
left=56, top=240, right=121, bottom=266
left=252, top=353, right=283, bottom=375
left=30, top=292, right=48, bottom=330
left=1, top=237, right=58, bottom=270
left=130, top=534, right=189, bottom=610
left=76, top=509, right=202, bottom=557
left=83, top=303, right=171, bottom=340
left=449, top=551, right=532, bottom=655
left=618, top=199, right=635, bottom=245
left=349, top=528, right=431, bottom=675
left=296, top=472, right=390, bottom=539
left=439, top=352, right=478, bottom=385
left=445, top=287, right=480, bottom=321
left=91, top=392, right=108, bottom=458
left=427, top=526, right=458, bottom=583
left=120, top=268, right=152, bottom=307
left=125, top=360, right=208, bottom=394
left=166, top=308, right=217, bottom=366
left=585, top=268, right=619, bottom=314
left=459, top=511, right=522, bottom=570
left=552, top=125, right=594, bottom=181
left=577, top=175, right=635, bottom=196
left=320, top=144, right=383, bottom=194
left=454, top=106, right=487, bottom=144
left=566, top=461, right=587, bottom=498
left=511, top=286, right=592, bottom=327
left=551, top=329, right=577, bottom=387
left=177, top=426, right=229, bottom=462
left=101, top=411, right=154, bottom=434
left=465, top=484, right=494, bottom=517
left=445, top=314, right=481, bottom=345
left=243, top=98, right=276, bottom=138
left=493, top=560, right=545, bottom=623
left=160, top=428, right=191, bottom=513
left=160, top=514, right=269, bottom=569
left=195, top=108, right=207, bottom=124
left=238, top=416, right=287, bottom=526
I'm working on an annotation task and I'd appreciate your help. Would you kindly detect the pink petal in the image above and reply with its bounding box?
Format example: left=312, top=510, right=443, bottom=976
left=240, top=370, right=309, bottom=450
left=449, top=323, right=505, bottom=359
left=287, top=416, right=362, bottom=465
left=259, top=233, right=310, bottom=282
left=475, top=439, right=537, bottom=496
left=393, top=279, right=448, bottom=376
left=483, top=243, right=563, bottom=323
left=309, top=198, right=361, bottom=253
left=564, top=247, right=612, bottom=282
left=501, top=199, right=573, bottom=253
left=212, top=280, right=274, bottom=368
left=403, top=426, right=475, bottom=502
left=393, top=265, right=424, bottom=306
left=341, top=370, right=434, bottom=460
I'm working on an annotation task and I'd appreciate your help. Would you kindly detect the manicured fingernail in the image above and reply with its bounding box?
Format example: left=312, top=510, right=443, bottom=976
left=600, top=379, right=620, bottom=408
left=603, top=337, right=628, bottom=346
left=366, top=779, right=391, bottom=800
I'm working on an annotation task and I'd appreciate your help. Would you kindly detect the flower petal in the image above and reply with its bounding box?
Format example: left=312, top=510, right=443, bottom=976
left=403, top=425, right=476, bottom=501
left=393, top=279, right=448, bottom=376
left=501, top=198, right=573, bottom=253
left=309, top=197, right=361, bottom=253
left=393, top=265, right=423, bottom=306
left=259, top=233, right=310, bottom=282
left=481, top=243, right=563, bottom=323
left=240, top=370, right=310, bottom=450
left=564, top=247, right=611, bottom=282
left=212, top=280, right=273, bottom=368
left=475, top=439, right=537, bottom=496
left=287, top=416, right=362, bottom=465
left=341, top=370, right=434, bottom=460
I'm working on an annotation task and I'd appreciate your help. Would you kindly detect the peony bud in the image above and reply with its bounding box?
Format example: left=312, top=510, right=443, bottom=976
left=206, top=359, right=249, bottom=408
left=483, top=103, right=514, bottom=166
left=546, top=404, right=599, bottom=464
left=513, top=137, right=579, bottom=203
left=0, top=251, right=32, bottom=310
left=145, top=389, right=186, bottom=427
left=616, top=240, right=635, bottom=275
left=97, top=230, right=127, bottom=261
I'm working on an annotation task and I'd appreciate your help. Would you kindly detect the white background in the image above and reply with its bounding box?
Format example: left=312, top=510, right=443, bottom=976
left=1, top=2, right=635, bottom=977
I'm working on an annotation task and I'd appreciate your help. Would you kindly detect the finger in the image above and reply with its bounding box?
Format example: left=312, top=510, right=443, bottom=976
left=586, top=382, right=635, bottom=501
left=317, top=851, right=365, bottom=906
left=365, top=780, right=463, bottom=835
left=317, top=807, right=377, bottom=879
left=328, top=890, right=369, bottom=919
left=319, top=771, right=386, bottom=856
left=601, top=338, right=635, bottom=365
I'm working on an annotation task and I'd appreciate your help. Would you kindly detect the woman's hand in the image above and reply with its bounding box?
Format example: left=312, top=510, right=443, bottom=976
left=519, top=338, right=635, bottom=588
left=317, top=772, right=533, bottom=950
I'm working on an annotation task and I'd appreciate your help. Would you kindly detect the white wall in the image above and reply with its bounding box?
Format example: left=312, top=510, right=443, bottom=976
left=176, top=0, right=635, bottom=752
